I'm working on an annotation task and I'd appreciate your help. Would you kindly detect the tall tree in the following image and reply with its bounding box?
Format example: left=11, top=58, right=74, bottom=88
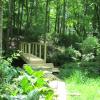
left=62, top=0, right=66, bottom=34
left=44, top=0, right=49, bottom=42
left=0, top=0, right=3, bottom=56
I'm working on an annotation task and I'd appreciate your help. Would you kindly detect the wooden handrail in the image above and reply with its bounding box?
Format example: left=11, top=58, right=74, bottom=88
left=19, top=42, right=47, bottom=62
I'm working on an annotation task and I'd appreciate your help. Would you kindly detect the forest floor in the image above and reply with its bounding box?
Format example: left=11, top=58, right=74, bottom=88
left=58, top=63, right=100, bottom=100
left=66, top=76, right=100, bottom=100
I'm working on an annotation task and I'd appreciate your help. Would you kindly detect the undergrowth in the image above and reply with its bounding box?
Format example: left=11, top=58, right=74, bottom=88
left=59, top=62, right=100, bottom=100
left=0, top=53, right=54, bottom=100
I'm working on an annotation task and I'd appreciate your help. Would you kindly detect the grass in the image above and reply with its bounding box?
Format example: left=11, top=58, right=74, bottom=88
left=59, top=63, right=100, bottom=100
left=66, top=74, right=100, bottom=100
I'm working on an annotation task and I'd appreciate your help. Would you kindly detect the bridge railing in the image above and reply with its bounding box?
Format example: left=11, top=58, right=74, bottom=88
left=20, top=42, right=47, bottom=62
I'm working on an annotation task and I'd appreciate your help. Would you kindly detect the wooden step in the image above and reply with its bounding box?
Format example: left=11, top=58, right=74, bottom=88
left=52, top=68, right=60, bottom=73
left=21, top=53, right=59, bottom=73
left=23, top=64, right=52, bottom=70
left=23, top=64, right=59, bottom=73
left=32, top=67, right=59, bottom=73
left=21, top=53, right=45, bottom=64
left=29, top=63, right=54, bottom=68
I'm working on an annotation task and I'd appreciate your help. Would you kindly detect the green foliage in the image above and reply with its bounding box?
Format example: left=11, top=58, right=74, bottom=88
left=2, top=0, right=100, bottom=99
left=59, top=63, right=100, bottom=100
left=0, top=52, right=21, bottom=95
left=3, top=0, right=100, bottom=51
left=59, top=62, right=100, bottom=80
left=65, top=46, right=81, bottom=61
left=0, top=51, right=21, bottom=84
left=20, top=77, right=34, bottom=93
left=26, top=89, right=40, bottom=100
left=81, top=35, right=99, bottom=54
left=81, top=53, right=95, bottom=62
left=51, top=51, right=67, bottom=66
left=14, top=65, right=54, bottom=100
left=79, top=35, right=100, bottom=62
left=0, top=55, right=53, bottom=100
left=95, top=47, right=100, bottom=63
left=59, top=63, right=79, bottom=79
left=0, top=59, right=18, bottom=84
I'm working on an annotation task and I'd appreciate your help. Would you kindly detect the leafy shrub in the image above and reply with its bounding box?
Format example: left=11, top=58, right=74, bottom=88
left=79, top=35, right=100, bottom=62
left=0, top=65, right=54, bottom=100
left=0, top=52, right=20, bottom=95
left=0, top=58, right=18, bottom=84
left=0, top=53, right=54, bottom=100
left=59, top=62, right=100, bottom=80
left=80, top=62, right=100, bottom=77
left=19, top=65, right=53, bottom=100
left=81, top=35, right=99, bottom=54
left=95, top=47, right=100, bottom=63
left=48, top=46, right=81, bottom=66
left=59, top=65, right=88, bottom=84
left=81, top=53, right=95, bottom=62
left=65, top=46, right=81, bottom=62
left=48, top=49, right=68, bottom=66
left=59, top=63, right=80, bottom=79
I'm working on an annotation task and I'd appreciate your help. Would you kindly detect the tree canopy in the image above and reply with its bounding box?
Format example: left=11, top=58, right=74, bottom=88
left=2, top=0, right=100, bottom=48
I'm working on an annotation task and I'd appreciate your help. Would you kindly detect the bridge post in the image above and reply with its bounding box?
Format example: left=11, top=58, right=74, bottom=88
left=22, top=43, right=24, bottom=53
left=32, top=43, right=34, bottom=55
left=35, top=43, right=37, bottom=56
left=39, top=44, right=41, bottom=58
left=24, top=43, right=27, bottom=53
left=20, top=43, right=23, bottom=52
left=28, top=43, right=31, bottom=54
left=44, top=43, right=47, bottom=62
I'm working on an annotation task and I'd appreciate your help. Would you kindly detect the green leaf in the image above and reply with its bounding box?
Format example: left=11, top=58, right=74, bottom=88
left=35, top=78, right=46, bottom=88
left=26, top=89, right=40, bottom=100
left=34, top=71, right=44, bottom=78
left=20, top=77, right=31, bottom=93
left=24, top=65, right=34, bottom=75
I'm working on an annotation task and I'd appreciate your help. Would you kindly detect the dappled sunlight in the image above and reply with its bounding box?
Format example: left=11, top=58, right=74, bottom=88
left=0, top=0, right=100, bottom=99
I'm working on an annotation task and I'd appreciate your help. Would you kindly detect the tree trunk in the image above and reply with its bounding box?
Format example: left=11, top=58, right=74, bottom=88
left=26, top=0, right=29, bottom=30
left=0, top=0, right=3, bottom=56
left=17, top=0, right=21, bottom=35
left=44, top=0, right=49, bottom=42
left=7, top=0, right=13, bottom=52
left=62, top=0, right=66, bottom=34
left=20, top=0, right=24, bottom=32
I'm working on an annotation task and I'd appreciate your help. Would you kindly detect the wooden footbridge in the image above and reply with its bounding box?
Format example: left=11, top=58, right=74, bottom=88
left=19, top=42, right=59, bottom=73
left=19, top=42, right=67, bottom=100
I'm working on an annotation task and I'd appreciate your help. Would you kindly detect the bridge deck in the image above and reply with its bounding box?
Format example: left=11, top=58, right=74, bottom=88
left=20, top=42, right=59, bottom=72
left=21, top=53, right=59, bottom=72
left=21, top=53, right=45, bottom=64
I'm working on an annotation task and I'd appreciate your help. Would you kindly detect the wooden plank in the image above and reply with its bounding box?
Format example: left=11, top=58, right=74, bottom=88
left=25, top=63, right=54, bottom=68
left=21, top=53, right=45, bottom=64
